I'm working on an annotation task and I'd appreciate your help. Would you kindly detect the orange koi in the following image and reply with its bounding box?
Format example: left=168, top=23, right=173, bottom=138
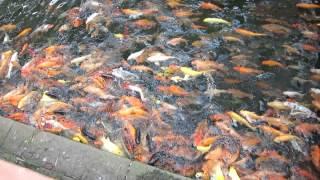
left=71, top=17, right=83, bottom=28
left=120, top=96, right=144, bottom=108
left=166, top=0, right=182, bottom=8
left=15, top=28, right=32, bottom=39
left=115, top=106, right=149, bottom=119
left=191, top=59, right=225, bottom=71
left=192, top=121, right=208, bottom=146
left=0, top=23, right=16, bottom=32
left=311, top=145, right=320, bottom=171
left=209, top=113, right=231, bottom=122
left=167, top=37, right=188, bottom=46
left=259, top=125, right=285, bottom=137
left=233, top=66, right=263, bottom=74
left=20, top=43, right=29, bottom=55
left=258, top=149, right=289, bottom=163
left=261, top=60, right=285, bottom=68
left=200, top=2, right=222, bottom=11
left=235, top=28, right=267, bottom=37
left=133, top=19, right=156, bottom=29
left=296, top=3, right=320, bottom=9
left=173, top=9, right=193, bottom=17
left=303, top=44, right=319, bottom=52
left=157, top=85, right=189, bottom=96
left=7, top=112, right=28, bottom=123
left=294, top=123, right=320, bottom=136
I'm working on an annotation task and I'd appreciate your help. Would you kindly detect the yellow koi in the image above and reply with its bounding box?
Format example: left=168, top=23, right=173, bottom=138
left=227, top=111, right=256, bottom=130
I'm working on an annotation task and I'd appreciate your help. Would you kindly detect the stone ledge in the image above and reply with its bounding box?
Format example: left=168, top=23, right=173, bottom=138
left=0, top=116, right=189, bottom=180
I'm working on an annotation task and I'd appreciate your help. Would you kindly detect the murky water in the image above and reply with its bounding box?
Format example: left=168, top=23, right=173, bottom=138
left=0, top=0, right=319, bottom=178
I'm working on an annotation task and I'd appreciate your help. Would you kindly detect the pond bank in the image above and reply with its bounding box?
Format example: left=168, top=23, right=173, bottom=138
left=0, top=117, right=188, bottom=180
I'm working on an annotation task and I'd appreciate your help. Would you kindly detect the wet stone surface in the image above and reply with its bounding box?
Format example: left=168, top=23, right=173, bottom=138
left=0, top=117, right=187, bottom=180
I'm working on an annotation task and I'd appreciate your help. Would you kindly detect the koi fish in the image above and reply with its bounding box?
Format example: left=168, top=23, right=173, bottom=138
left=157, top=85, right=189, bottom=96
left=146, top=52, right=176, bottom=63
left=235, top=28, right=267, bottom=37
left=261, top=60, right=285, bottom=68
left=274, top=134, right=299, bottom=143
left=283, top=91, right=304, bottom=98
left=227, top=88, right=254, bottom=99
left=130, top=65, right=153, bottom=73
left=284, top=101, right=318, bottom=118
left=115, top=106, right=148, bottom=119
left=233, top=66, right=263, bottom=74
left=191, top=59, right=225, bottom=71
left=261, top=24, right=291, bottom=35
left=99, top=136, right=125, bottom=157
left=180, top=67, right=205, bottom=77
left=259, top=125, right=285, bottom=137
left=227, top=111, right=256, bottom=130
left=267, top=100, right=289, bottom=110
left=239, top=110, right=261, bottom=123
left=15, top=28, right=32, bottom=39
left=203, top=18, right=231, bottom=26
left=296, top=3, right=320, bottom=9
left=83, top=85, right=115, bottom=100
left=310, top=69, right=320, bottom=75
left=223, top=36, right=244, bottom=45
left=0, top=23, right=16, bottom=32
left=200, top=2, right=222, bottom=11
left=133, top=19, right=156, bottom=29
left=5, top=51, right=18, bottom=79
left=0, top=50, right=13, bottom=78
left=167, top=37, right=188, bottom=46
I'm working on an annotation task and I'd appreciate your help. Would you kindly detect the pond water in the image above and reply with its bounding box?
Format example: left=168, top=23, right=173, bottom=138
left=0, top=0, right=319, bottom=179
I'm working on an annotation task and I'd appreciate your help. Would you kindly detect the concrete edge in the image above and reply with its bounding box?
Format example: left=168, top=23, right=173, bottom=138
left=0, top=116, right=190, bottom=180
